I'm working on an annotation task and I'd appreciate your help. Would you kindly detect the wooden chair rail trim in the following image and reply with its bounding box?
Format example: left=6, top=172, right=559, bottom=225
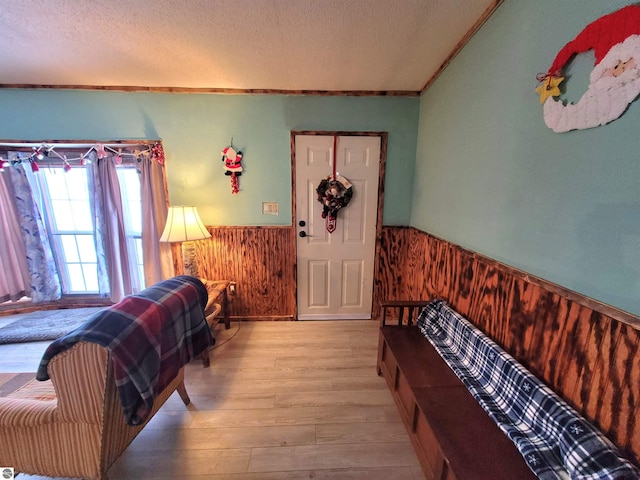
left=410, top=227, right=639, bottom=329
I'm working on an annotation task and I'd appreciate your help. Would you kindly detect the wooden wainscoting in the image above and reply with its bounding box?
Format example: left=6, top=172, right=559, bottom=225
left=195, top=226, right=296, bottom=320
left=373, top=226, right=413, bottom=317
left=375, top=226, right=640, bottom=465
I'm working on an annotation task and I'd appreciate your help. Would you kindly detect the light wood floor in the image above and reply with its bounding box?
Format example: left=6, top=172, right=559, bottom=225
left=0, top=319, right=424, bottom=479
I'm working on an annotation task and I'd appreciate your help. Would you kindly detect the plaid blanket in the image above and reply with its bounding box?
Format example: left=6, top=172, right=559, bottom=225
left=37, top=275, right=213, bottom=425
left=417, top=299, right=639, bottom=480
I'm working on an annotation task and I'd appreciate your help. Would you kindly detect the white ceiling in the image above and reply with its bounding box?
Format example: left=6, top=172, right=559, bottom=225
left=0, top=0, right=498, bottom=93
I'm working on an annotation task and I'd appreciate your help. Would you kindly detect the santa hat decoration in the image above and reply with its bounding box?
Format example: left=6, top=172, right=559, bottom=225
left=535, top=5, right=640, bottom=132
left=546, top=5, right=640, bottom=79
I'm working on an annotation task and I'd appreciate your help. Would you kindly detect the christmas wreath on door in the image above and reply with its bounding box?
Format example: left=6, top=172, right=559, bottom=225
left=315, top=136, right=354, bottom=233
left=316, top=174, right=353, bottom=222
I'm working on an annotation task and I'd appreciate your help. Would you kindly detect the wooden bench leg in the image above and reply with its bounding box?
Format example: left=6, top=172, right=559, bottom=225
left=176, top=381, right=191, bottom=405
left=222, top=290, right=230, bottom=330
left=201, top=349, right=211, bottom=368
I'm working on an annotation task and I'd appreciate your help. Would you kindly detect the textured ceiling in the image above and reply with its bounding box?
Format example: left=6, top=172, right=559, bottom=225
left=0, top=0, right=498, bottom=93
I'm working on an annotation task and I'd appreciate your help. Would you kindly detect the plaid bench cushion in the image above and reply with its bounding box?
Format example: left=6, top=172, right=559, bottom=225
left=417, top=299, right=639, bottom=480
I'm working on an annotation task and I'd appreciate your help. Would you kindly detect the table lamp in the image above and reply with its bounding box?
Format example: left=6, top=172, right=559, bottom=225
left=160, top=206, right=211, bottom=277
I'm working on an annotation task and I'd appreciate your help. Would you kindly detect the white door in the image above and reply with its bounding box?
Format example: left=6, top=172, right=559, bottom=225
left=295, top=134, right=381, bottom=320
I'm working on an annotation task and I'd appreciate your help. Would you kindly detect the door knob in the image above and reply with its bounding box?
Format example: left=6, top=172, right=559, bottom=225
left=299, top=231, right=312, bottom=238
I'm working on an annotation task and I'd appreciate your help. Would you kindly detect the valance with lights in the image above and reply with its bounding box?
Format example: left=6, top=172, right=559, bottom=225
left=0, top=141, right=165, bottom=173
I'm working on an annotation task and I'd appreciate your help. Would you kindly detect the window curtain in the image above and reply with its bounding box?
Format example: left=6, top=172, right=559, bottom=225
left=140, top=157, right=173, bottom=285
left=89, top=153, right=133, bottom=303
left=0, top=157, right=62, bottom=303
left=87, top=151, right=110, bottom=298
left=90, top=147, right=171, bottom=302
left=0, top=170, right=31, bottom=302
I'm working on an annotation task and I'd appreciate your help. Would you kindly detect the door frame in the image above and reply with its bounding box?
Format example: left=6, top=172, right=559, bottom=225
left=290, top=130, right=388, bottom=320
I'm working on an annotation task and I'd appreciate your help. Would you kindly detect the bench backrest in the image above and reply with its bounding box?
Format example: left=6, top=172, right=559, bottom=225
left=418, top=299, right=640, bottom=479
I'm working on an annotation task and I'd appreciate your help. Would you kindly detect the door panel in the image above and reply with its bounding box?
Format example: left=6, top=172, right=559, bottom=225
left=295, top=134, right=380, bottom=320
left=342, top=260, right=364, bottom=307
left=309, top=261, right=329, bottom=307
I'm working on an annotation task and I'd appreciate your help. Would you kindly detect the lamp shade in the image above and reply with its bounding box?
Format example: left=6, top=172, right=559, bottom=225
left=160, top=206, right=211, bottom=243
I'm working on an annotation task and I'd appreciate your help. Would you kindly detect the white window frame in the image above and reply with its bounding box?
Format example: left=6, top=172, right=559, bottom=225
left=32, top=161, right=145, bottom=295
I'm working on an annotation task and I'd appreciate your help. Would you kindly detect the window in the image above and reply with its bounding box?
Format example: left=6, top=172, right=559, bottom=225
left=32, top=163, right=144, bottom=295
left=38, top=167, right=98, bottom=293
left=117, top=168, right=144, bottom=292
left=0, top=141, right=168, bottom=304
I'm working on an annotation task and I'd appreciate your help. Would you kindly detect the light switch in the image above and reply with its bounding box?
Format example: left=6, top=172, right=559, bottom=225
left=262, top=202, right=279, bottom=215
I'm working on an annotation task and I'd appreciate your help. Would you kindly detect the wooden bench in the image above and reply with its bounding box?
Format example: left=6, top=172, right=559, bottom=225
left=377, top=301, right=535, bottom=480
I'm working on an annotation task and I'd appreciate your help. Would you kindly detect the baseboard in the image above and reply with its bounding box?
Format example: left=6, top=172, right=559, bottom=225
left=230, top=315, right=295, bottom=321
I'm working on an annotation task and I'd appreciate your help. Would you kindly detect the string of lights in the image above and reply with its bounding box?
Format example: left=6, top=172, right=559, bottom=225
left=0, top=141, right=165, bottom=173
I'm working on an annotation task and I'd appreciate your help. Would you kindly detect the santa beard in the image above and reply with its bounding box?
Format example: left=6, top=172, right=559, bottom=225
left=543, top=35, right=640, bottom=133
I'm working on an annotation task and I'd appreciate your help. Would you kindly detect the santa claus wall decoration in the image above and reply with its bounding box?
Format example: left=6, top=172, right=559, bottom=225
left=535, top=5, right=640, bottom=133
left=221, top=144, right=243, bottom=193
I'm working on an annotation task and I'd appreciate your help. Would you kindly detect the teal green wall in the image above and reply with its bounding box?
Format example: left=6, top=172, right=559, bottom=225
left=414, top=0, right=640, bottom=316
left=0, top=90, right=418, bottom=226
left=3, top=1, right=638, bottom=317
